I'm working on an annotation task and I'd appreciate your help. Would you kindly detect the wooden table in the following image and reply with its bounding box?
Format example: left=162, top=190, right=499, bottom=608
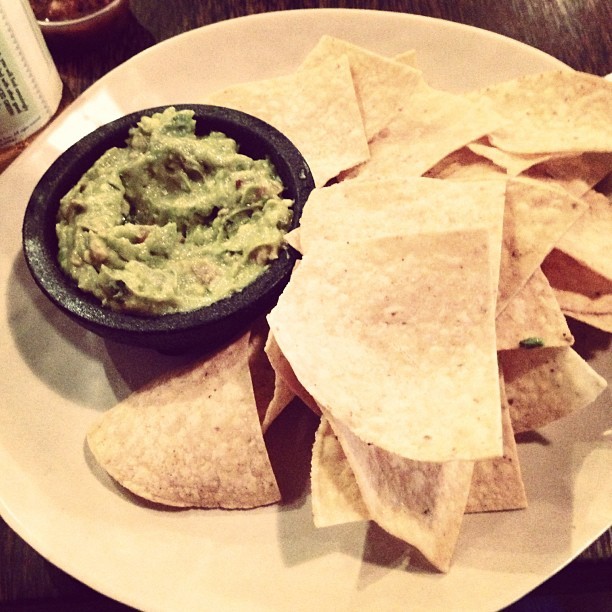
left=17, top=0, right=612, bottom=108
left=1, top=1, right=611, bottom=609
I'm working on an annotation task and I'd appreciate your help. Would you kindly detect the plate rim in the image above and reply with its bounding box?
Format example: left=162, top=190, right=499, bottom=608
left=0, top=8, right=606, bottom=612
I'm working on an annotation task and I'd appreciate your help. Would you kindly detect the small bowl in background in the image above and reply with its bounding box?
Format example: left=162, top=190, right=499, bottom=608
left=33, top=0, right=130, bottom=43
left=22, top=104, right=314, bottom=354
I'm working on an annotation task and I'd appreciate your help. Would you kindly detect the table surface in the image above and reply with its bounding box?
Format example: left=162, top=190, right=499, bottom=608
left=1, top=1, right=611, bottom=609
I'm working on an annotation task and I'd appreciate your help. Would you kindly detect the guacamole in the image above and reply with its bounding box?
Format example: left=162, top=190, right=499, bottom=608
left=56, top=107, right=293, bottom=315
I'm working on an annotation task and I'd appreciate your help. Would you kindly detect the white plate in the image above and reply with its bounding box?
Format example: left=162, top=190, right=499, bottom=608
left=1, top=9, right=610, bottom=612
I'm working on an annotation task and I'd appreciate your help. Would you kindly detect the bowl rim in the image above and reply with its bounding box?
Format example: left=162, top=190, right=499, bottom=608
left=22, top=103, right=313, bottom=340
left=35, top=0, right=127, bottom=28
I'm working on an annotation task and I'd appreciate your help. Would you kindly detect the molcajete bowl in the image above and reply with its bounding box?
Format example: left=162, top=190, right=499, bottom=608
left=22, top=104, right=314, bottom=353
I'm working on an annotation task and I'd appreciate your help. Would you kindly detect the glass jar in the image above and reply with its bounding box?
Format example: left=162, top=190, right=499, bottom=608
left=0, top=0, right=63, bottom=150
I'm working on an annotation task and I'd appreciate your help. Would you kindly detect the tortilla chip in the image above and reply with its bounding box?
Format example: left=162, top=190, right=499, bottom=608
left=536, top=152, right=612, bottom=198
left=542, top=249, right=612, bottom=314
left=268, top=230, right=502, bottom=462
left=495, top=267, right=574, bottom=350
left=310, top=417, right=369, bottom=527
left=248, top=320, right=295, bottom=433
left=474, top=71, right=612, bottom=155
left=403, top=174, right=590, bottom=316
left=87, top=333, right=281, bottom=508
left=393, top=49, right=418, bottom=69
left=264, top=331, right=320, bottom=415
left=248, top=319, right=277, bottom=424
left=327, top=413, right=474, bottom=573
left=206, top=56, right=369, bottom=186
left=345, top=80, right=503, bottom=179
left=300, top=36, right=424, bottom=141
left=426, top=146, right=506, bottom=180
left=466, top=374, right=527, bottom=512
left=283, top=227, right=302, bottom=252
left=296, top=176, right=505, bottom=293
left=563, top=310, right=612, bottom=334
left=554, top=189, right=612, bottom=281
left=500, top=346, right=607, bottom=433
left=467, top=139, right=567, bottom=176
left=497, top=176, right=589, bottom=314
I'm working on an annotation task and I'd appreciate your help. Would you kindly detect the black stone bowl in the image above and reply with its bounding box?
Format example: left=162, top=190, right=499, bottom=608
left=22, top=105, right=314, bottom=353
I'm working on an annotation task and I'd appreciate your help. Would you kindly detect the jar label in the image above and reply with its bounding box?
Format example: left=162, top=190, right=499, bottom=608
left=0, top=1, right=62, bottom=148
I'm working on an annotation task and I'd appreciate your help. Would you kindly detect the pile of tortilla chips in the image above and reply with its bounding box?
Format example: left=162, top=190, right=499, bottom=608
left=87, top=36, right=610, bottom=573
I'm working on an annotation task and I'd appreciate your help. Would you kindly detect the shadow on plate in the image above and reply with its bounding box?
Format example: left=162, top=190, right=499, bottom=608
left=7, top=253, right=195, bottom=410
left=566, top=316, right=612, bottom=361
